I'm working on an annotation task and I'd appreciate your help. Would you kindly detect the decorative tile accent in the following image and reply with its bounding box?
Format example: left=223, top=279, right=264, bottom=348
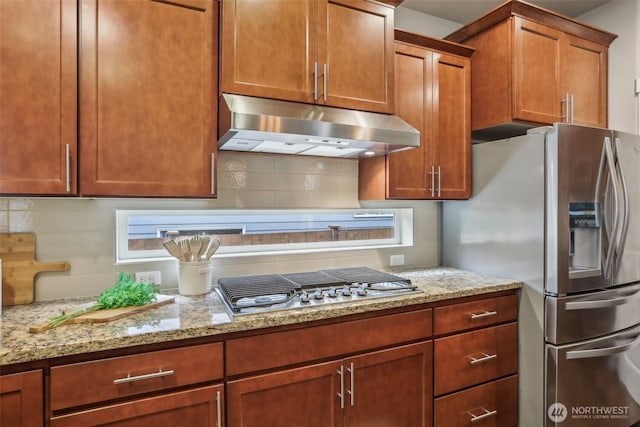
left=8, top=210, right=33, bottom=232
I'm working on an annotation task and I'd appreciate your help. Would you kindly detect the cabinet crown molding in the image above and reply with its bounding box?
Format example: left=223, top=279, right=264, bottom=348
left=445, top=0, right=617, bottom=46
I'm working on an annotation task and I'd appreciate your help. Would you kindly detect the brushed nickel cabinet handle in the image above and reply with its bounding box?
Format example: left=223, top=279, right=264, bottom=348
left=570, top=93, right=575, bottom=124
left=211, top=153, right=216, bottom=195
left=430, top=165, right=435, bottom=197
left=561, top=93, right=570, bottom=123
left=65, top=144, right=71, bottom=192
left=470, top=310, right=497, bottom=319
left=323, top=63, right=328, bottom=102
left=113, top=368, right=174, bottom=385
left=337, top=365, right=345, bottom=409
left=347, top=362, right=355, bottom=407
left=314, top=62, right=318, bottom=101
left=468, top=407, right=498, bottom=422
left=437, top=165, right=441, bottom=197
left=216, top=390, right=222, bottom=427
left=469, top=353, right=497, bottom=365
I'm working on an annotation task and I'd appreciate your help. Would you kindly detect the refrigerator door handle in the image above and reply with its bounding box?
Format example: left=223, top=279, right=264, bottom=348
left=597, top=137, right=620, bottom=278
left=566, top=333, right=640, bottom=360
left=613, top=137, right=630, bottom=274
left=565, top=288, right=640, bottom=310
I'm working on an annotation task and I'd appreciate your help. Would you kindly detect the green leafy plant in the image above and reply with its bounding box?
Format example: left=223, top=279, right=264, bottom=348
left=48, top=272, right=159, bottom=329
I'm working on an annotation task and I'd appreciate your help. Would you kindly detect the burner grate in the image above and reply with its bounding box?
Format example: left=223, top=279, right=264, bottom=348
left=218, top=274, right=299, bottom=305
left=281, top=271, right=348, bottom=290
left=321, top=267, right=411, bottom=284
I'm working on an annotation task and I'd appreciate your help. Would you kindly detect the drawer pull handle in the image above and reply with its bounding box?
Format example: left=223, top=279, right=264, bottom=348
left=469, top=353, right=497, bottom=365
left=470, top=310, right=497, bottom=319
left=113, top=369, right=175, bottom=385
left=468, top=407, right=498, bottom=422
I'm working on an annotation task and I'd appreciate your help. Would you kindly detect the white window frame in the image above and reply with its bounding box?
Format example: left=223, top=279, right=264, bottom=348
left=115, top=208, right=413, bottom=263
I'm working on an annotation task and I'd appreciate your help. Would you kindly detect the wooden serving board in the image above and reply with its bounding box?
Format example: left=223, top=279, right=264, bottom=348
left=1, top=233, right=70, bottom=306
left=29, top=294, right=175, bottom=333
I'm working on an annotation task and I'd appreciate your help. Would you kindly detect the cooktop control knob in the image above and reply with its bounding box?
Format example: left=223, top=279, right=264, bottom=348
left=357, top=284, right=368, bottom=296
left=342, top=285, right=352, bottom=296
left=300, top=291, right=310, bottom=303
left=327, top=287, right=337, bottom=297
left=314, top=288, right=324, bottom=299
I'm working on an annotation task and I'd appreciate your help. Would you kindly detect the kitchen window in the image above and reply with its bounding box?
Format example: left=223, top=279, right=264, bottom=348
left=115, top=208, right=413, bottom=263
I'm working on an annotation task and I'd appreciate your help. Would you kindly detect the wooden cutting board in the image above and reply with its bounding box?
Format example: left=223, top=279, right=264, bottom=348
left=29, top=294, right=175, bottom=333
left=1, top=233, right=70, bottom=306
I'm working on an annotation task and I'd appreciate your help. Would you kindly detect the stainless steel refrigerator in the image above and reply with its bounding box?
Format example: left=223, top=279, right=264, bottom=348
left=442, top=123, right=640, bottom=427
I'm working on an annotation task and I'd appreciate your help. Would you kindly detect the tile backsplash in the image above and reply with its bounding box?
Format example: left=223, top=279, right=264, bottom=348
left=1, top=152, right=439, bottom=301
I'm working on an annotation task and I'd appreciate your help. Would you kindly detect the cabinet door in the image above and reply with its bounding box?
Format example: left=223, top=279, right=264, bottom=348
left=220, top=0, right=317, bottom=104
left=386, top=43, right=432, bottom=199
left=79, top=0, right=217, bottom=197
left=433, top=52, right=471, bottom=200
left=319, top=0, right=394, bottom=113
left=50, top=384, right=223, bottom=427
left=0, top=370, right=43, bottom=427
left=513, top=17, right=562, bottom=125
left=0, top=0, right=77, bottom=195
left=561, top=35, right=608, bottom=128
left=345, top=341, right=433, bottom=427
left=226, top=360, right=342, bottom=427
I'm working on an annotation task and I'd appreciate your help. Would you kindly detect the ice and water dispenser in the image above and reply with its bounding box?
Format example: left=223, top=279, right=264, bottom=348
left=569, top=202, right=601, bottom=278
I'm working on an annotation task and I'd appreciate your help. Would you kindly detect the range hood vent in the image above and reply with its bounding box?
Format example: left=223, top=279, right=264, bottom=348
left=218, top=94, right=420, bottom=159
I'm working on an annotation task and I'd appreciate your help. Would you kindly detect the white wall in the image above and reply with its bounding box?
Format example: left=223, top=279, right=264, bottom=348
left=579, top=0, right=639, bottom=133
left=0, top=153, right=439, bottom=301
left=395, top=6, right=461, bottom=38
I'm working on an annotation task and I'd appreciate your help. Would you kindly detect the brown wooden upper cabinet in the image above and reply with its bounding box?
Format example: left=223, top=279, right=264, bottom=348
left=0, top=0, right=218, bottom=198
left=0, top=0, right=77, bottom=195
left=445, top=0, right=617, bottom=141
left=220, top=0, right=395, bottom=114
left=359, top=30, right=473, bottom=200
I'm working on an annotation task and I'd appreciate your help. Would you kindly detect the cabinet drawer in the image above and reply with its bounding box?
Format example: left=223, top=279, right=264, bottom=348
left=51, top=342, right=223, bottom=411
left=434, top=294, right=517, bottom=335
left=50, top=384, right=223, bottom=427
left=434, top=375, right=518, bottom=427
left=434, top=323, right=517, bottom=396
left=226, top=309, right=432, bottom=376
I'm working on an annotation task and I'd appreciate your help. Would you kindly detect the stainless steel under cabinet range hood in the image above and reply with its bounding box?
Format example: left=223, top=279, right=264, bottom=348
left=218, top=93, right=420, bottom=158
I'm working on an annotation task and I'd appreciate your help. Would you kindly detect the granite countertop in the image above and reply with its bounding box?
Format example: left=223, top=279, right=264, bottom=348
left=0, top=267, right=521, bottom=367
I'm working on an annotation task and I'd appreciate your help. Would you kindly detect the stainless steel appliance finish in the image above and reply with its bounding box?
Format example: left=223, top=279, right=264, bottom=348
left=545, top=283, right=640, bottom=344
left=217, top=93, right=420, bottom=158
left=442, top=123, right=640, bottom=427
left=547, top=325, right=640, bottom=427
left=216, top=267, right=420, bottom=315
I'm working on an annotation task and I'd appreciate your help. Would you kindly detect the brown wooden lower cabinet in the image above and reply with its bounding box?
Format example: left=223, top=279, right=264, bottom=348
left=1, top=291, right=518, bottom=427
left=49, top=384, right=223, bottom=427
left=227, top=341, right=433, bottom=427
left=434, top=375, right=518, bottom=427
left=0, top=370, right=43, bottom=427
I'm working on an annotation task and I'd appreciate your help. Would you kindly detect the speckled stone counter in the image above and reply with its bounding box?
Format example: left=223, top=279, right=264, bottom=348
left=0, top=267, right=521, bottom=367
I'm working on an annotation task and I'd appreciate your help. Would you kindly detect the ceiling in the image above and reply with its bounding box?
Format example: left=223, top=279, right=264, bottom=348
left=400, top=0, right=612, bottom=24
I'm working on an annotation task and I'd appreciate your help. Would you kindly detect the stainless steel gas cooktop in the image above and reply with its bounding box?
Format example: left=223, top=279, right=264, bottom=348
left=216, top=267, right=420, bottom=315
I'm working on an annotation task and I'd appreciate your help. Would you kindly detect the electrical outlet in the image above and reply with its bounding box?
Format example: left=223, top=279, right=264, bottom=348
left=390, top=254, right=405, bottom=266
left=135, top=271, right=161, bottom=285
